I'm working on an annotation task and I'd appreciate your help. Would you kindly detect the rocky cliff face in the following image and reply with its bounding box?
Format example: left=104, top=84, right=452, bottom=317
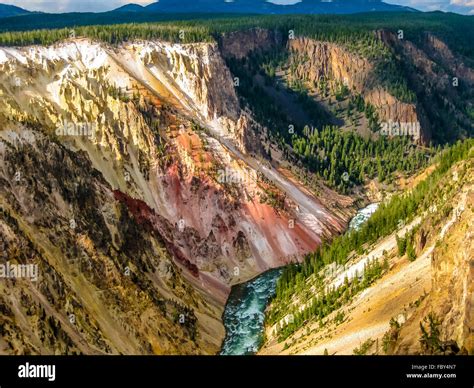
left=377, top=30, right=474, bottom=143
left=217, top=28, right=473, bottom=145
left=0, top=128, right=222, bottom=355
left=219, top=28, right=283, bottom=60
left=392, top=167, right=474, bottom=354
left=288, top=37, right=424, bottom=140
left=0, top=38, right=348, bottom=354
left=136, top=41, right=239, bottom=124
left=289, top=37, right=372, bottom=93
left=424, top=34, right=474, bottom=85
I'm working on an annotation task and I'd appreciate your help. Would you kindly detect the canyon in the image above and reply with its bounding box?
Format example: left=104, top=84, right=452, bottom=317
left=0, top=25, right=472, bottom=355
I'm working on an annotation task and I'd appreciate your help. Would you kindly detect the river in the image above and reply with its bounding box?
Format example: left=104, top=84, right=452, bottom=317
left=220, top=203, right=379, bottom=355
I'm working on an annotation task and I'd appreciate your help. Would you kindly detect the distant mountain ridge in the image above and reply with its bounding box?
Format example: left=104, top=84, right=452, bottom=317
left=114, top=3, right=149, bottom=13
left=136, top=0, right=417, bottom=14
left=0, top=3, right=31, bottom=18
left=0, top=0, right=418, bottom=19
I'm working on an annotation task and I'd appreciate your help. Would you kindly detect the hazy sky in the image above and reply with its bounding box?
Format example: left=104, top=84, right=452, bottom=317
left=3, top=0, right=473, bottom=15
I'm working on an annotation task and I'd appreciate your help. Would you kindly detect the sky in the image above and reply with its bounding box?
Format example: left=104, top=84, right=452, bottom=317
left=2, top=0, right=473, bottom=15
